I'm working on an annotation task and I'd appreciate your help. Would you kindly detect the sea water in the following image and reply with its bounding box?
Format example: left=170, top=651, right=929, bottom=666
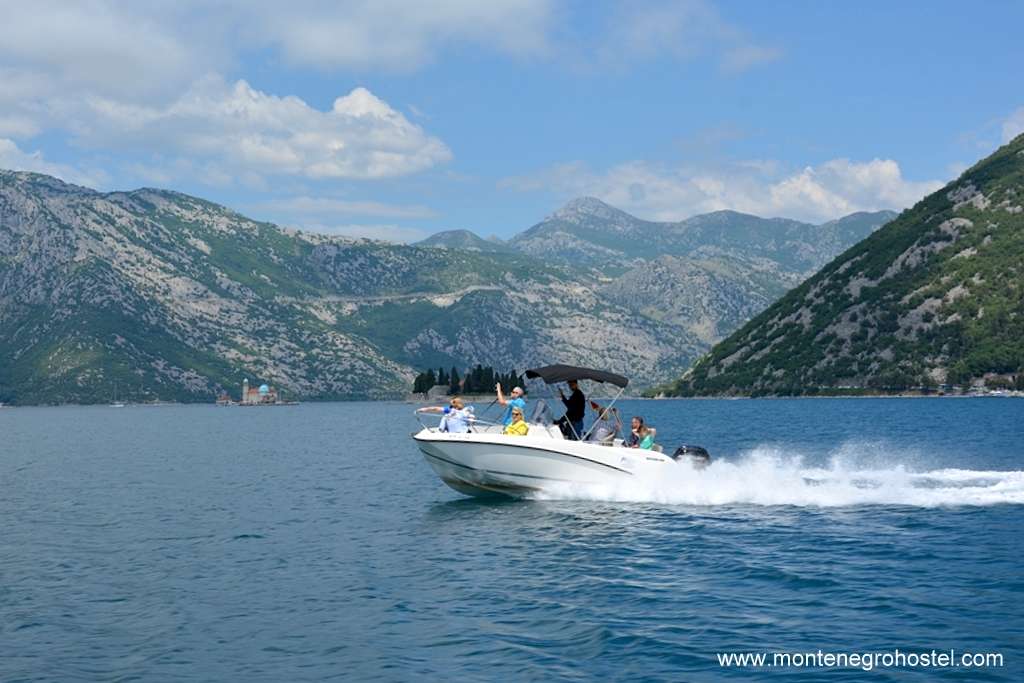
left=1, top=398, right=1021, bottom=681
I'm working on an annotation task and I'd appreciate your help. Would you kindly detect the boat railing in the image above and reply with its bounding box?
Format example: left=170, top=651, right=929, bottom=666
left=414, top=406, right=504, bottom=434
left=413, top=407, right=563, bottom=438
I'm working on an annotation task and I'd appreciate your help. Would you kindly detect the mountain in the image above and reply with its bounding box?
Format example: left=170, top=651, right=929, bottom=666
left=600, top=255, right=794, bottom=345
left=512, top=196, right=896, bottom=275
left=0, top=172, right=414, bottom=403
left=514, top=197, right=659, bottom=266
left=0, top=172, right=702, bottom=403
left=505, top=198, right=894, bottom=346
left=416, top=200, right=894, bottom=347
left=0, top=170, right=896, bottom=405
left=415, top=229, right=512, bottom=253
left=661, top=134, right=1024, bottom=396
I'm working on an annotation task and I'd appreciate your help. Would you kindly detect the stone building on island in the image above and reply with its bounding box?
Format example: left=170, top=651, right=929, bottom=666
left=241, top=378, right=281, bottom=405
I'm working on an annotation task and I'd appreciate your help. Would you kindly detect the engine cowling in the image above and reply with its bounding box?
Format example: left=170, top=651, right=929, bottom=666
left=672, top=444, right=711, bottom=468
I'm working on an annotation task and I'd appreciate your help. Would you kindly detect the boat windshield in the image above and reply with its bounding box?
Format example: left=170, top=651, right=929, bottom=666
left=529, top=399, right=554, bottom=426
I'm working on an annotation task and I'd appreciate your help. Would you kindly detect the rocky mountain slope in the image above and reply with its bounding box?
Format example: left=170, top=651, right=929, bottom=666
left=0, top=172, right=699, bottom=403
left=0, top=170, right=894, bottom=404
left=0, top=173, right=415, bottom=403
left=422, top=199, right=894, bottom=348
left=662, top=134, right=1024, bottom=396
left=600, top=254, right=793, bottom=345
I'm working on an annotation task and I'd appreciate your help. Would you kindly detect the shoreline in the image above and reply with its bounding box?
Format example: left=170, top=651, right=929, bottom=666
left=2, top=392, right=1021, bottom=409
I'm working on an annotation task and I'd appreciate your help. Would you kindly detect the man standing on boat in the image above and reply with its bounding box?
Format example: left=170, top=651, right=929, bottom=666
left=496, top=383, right=527, bottom=426
left=558, top=379, right=586, bottom=440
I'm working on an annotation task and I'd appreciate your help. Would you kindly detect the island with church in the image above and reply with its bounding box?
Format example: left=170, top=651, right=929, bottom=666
left=216, top=379, right=298, bottom=406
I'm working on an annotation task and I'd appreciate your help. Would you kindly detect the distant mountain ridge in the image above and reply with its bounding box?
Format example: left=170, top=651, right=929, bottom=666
left=414, top=229, right=511, bottom=253
left=419, top=200, right=895, bottom=346
left=661, top=134, right=1024, bottom=396
left=0, top=169, right=894, bottom=404
left=510, top=198, right=896, bottom=275
left=420, top=199, right=894, bottom=276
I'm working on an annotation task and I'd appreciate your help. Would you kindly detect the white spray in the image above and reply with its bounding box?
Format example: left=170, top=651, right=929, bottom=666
left=532, top=443, right=1024, bottom=507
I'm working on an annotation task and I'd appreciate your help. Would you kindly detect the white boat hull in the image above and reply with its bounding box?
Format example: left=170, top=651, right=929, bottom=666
left=413, top=428, right=677, bottom=498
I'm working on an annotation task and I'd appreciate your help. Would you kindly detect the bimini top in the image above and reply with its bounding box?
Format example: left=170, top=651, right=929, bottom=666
left=525, top=364, right=629, bottom=388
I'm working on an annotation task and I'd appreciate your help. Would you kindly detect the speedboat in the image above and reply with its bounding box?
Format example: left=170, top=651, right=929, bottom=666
left=411, top=364, right=711, bottom=498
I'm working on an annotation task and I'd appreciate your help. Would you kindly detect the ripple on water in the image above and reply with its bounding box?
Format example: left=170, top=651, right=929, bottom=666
left=1, top=400, right=1022, bottom=682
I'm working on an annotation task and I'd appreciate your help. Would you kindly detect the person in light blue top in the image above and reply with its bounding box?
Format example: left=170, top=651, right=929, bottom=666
left=422, top=397, right=474, bottom=433
left=443, top=397, right=474, bottom=433
left=496, top=383, right=526, bottom=426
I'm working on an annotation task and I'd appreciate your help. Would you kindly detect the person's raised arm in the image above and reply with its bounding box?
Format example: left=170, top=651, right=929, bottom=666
left=496, top=383, right=507, bottom=406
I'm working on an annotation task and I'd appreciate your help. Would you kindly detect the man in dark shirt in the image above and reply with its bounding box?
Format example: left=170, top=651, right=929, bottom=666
left=559, top=379, right=586, bottom=440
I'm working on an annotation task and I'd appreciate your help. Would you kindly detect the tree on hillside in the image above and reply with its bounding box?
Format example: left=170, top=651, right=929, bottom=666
left=413, top=364, right=522, bottom=395
left=412, top=369, right=437, bottom=395
left=412, top=371, right=429, bottom=394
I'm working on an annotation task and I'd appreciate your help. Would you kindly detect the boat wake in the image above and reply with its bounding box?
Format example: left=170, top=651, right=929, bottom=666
left=531, top=443, right=1024, bottom=507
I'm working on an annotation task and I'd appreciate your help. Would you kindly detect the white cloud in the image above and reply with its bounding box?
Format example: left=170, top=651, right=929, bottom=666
left=1002, top=107, right=1024, bottom=143
left=720, top=45, right=784, bottom=74
left=501, top=157, right=944, bottom=223
left=0, top=1, right=542, bottom=185
left=0, top=1, right=554, bottom=99
left=0, top=0, right=779, bottom=87
left=0, top=1, right=773, bottom=117
left=0, top=115, right=40, bottom=139
left=0, top=2, right=218, bottom=100
left=239, top=0, right=555, bottom=71
left=76, top=77, right=452, bottom=182
left=258, top=196, right=438, bottom=219
left=766, top=159, right=941, bottom=220
left=0, top=138, right=107, bottom=188
left=586, top=0, right=781, bottom=74
left=609, top=1, right=714, bottom=61
left=0, top=0, right=781, bottom=192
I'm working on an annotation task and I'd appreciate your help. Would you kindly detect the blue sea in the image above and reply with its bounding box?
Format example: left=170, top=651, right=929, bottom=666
left=2, top=398, right=1022, bottom=681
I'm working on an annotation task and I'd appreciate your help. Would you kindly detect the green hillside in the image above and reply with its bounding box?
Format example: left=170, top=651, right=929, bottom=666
left=661, top=134, right=1024, bottom=396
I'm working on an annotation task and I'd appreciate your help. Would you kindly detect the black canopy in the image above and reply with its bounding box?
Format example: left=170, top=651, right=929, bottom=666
left=525, top=364, right=629, bottom=388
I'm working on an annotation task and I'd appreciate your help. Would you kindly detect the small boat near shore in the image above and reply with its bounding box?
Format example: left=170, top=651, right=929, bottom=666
left=110, top=381, right=125, bottom=408
left=412, top=364, right=711, bottom=498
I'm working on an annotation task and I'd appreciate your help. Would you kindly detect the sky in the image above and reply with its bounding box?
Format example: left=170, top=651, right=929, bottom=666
left=1, top=0, right=1022, bottom=242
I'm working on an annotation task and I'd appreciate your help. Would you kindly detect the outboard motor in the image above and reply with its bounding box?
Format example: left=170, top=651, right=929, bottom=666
left=672, top=444, right=711, bottom=469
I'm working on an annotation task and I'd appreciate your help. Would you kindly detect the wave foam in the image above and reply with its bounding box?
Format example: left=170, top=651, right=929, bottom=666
left=532, top=445, right=1024, bottom=507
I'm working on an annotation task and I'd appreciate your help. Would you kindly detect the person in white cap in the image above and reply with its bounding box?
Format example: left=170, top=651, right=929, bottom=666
left=496, top=383, right=526, bottom=426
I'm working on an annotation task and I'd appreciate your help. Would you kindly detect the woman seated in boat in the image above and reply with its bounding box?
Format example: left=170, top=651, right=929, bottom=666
left=623, top=416, right=656, bottom=449
left=503, top=406, right=529, bottom=436
left=587, top=401, right=621, bottom=443
left=422, top=396, right=474, bottom=433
